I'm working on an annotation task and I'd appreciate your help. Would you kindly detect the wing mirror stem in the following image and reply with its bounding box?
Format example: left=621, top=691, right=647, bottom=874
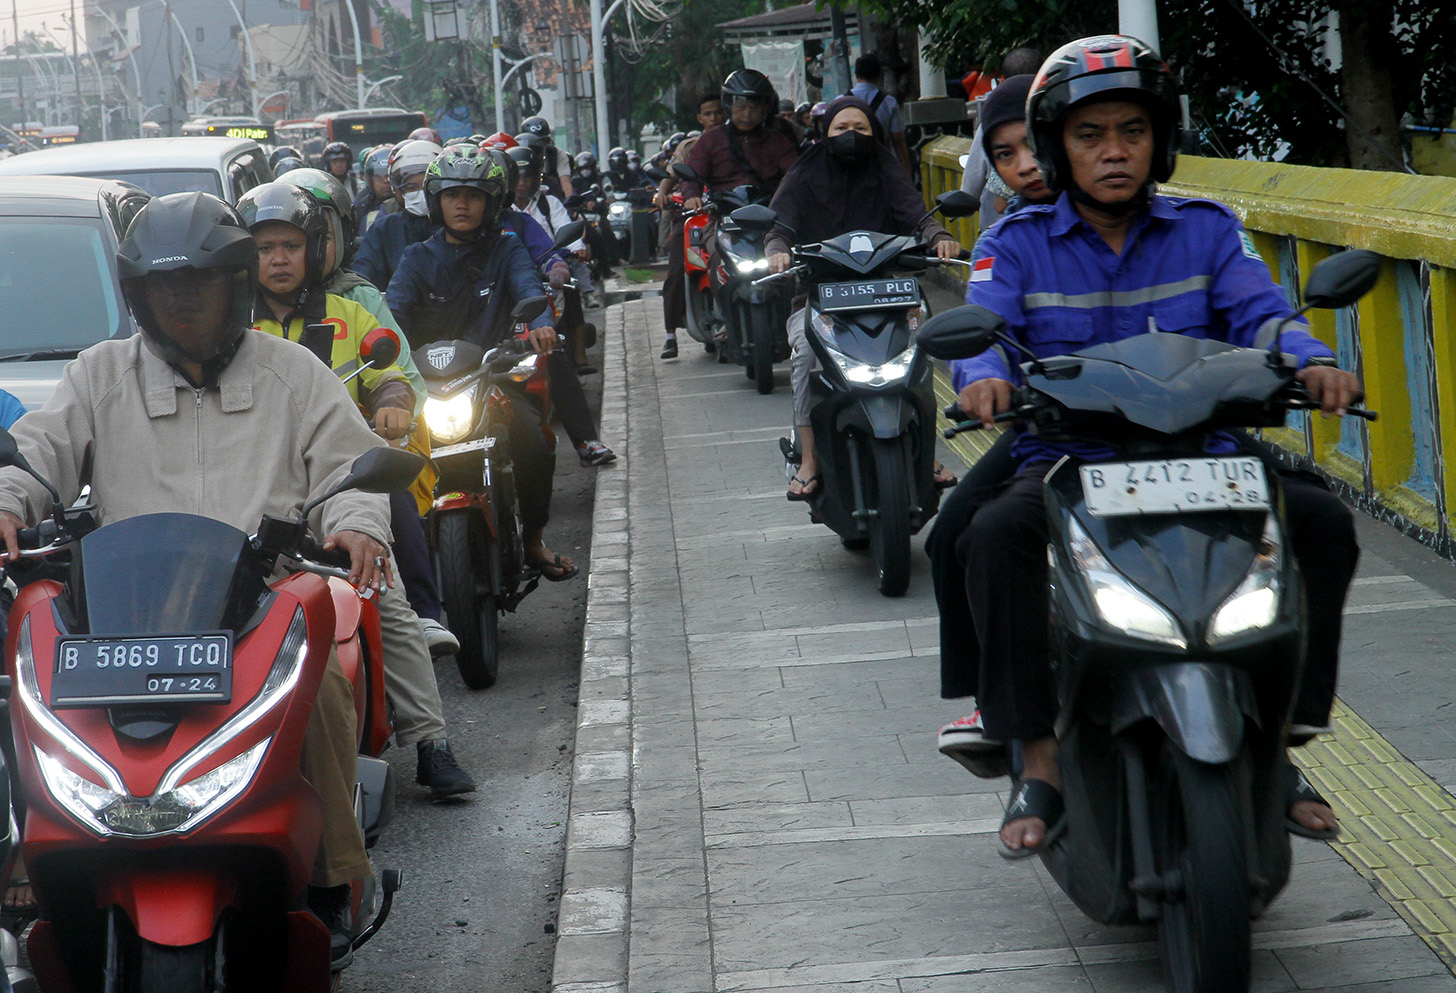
left=1266, top=304, right=1312, bottom=370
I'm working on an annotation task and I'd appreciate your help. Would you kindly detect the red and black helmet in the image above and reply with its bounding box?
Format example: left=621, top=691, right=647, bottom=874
left=1026, top=35, right=1183, bottom=192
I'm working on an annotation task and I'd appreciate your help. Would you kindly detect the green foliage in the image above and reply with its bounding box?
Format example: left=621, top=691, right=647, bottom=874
left=846, top=0, right=1455, bottom=166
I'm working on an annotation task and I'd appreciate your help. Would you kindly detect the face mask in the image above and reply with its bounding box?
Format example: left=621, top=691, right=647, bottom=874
left=827, top=130, right=875, bottom=164
left=404, top=190, right=429, bottom=216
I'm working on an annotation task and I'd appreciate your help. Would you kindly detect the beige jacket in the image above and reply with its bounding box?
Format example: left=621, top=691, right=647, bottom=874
left=0, top=330, right=392, bottom=546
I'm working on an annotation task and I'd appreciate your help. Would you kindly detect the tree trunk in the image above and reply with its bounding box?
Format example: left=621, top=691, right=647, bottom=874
left=1335, top=0, right=1404, bottom=171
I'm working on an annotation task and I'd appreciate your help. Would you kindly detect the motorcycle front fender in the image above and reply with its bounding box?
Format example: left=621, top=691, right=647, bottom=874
left=840, top=394, right=913, bottom=440
left=1111, top=663, right=1257, bottom=764
left=96, top=868, right=235, bottom=947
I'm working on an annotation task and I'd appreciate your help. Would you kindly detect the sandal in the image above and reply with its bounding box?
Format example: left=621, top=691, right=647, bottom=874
left=527, top=553, right=580, bottom=582
left=933, top=462, right=958, bottom=491
left=1285, top=764, right=1339, bottom=840
left=786, top=474, right=821, bottom=502
left=998, top=778, right=1067, bottom=861
left=2, top=875, right=37, bottom=934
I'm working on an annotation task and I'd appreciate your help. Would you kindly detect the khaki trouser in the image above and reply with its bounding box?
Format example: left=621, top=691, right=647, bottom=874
left=376, top=551, right=448, bottom=745
left=302, top=648, right=371, bottom=888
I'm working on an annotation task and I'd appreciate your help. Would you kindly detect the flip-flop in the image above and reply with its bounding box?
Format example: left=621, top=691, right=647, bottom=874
left=933, top=463, right=959, bottom=491
left=786, top=475, right=821, bottom=502
left=1285, top=764, right=1339, bottom=840
left=997, top=778, right=1067, bottom=860
left=527, top=553, right=580, bottom=582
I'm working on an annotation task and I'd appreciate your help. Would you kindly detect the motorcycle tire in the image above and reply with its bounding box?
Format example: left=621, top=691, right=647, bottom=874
left=749, top=304, right=775, bottom=395
left=868, top=438, right=911, bottom=596
left=436, top=512, right=501, bottom=690
left=132, top=940, right=210, bottom=992
left=1152, top=744, right=1251, bottom=993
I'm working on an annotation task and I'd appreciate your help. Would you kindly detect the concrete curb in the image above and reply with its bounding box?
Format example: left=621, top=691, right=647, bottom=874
left=551, top=302, right=633, bottom=993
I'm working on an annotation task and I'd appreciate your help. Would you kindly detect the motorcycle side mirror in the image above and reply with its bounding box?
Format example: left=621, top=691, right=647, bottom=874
left=551, top=220, right=585, bottom=250
left=1303, top=249, right=1382, bottom=309
left=301, top=447, right=427, bottom=519
left=359, top=327, right=400, bottom=370
left=916, top=304, right=1005, bottom=360
left=671, top=163, right=699, bottom=183
left=644, top=166, right=670, bottom=183
left=513, top=295, right=550, bottom=322
left=935, top=189, right=979, bottom=219
left=729, top=204, right=777, bottom=232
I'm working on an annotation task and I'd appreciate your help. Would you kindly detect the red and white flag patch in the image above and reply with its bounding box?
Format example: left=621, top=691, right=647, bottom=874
left=970, top=257, right=994, bottom=283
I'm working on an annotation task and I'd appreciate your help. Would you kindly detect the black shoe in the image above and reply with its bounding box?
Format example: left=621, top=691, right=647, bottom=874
left=307, top=883, right=354, bottom=970
left=660, top=336, right=679, bottom=359
left=703, top=340, right=717, bottom=354
left=416, top=739, right=477, bottom=800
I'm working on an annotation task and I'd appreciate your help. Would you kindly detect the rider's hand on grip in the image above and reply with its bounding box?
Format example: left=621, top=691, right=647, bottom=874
left=1295, top=364, right=1363, bottom=418
left=323, top=529, right=394, bottom=594
left=960, top=378, right=1014, bottom=429
left=768, top=252, right=792, bottom=274
left=0, top=510, right=24, bottom=561
left=300, top=534, right=352, bottom=570
left=372, top=407, right=413, bottom=441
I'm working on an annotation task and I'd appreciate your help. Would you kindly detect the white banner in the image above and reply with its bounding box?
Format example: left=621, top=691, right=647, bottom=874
left=741, top=40, right=806, bottom=107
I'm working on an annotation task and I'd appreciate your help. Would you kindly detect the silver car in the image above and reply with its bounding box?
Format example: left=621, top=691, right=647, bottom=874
left=0, top=137, right=272, bottom=203
left=0, top=176, right=150, bottom=410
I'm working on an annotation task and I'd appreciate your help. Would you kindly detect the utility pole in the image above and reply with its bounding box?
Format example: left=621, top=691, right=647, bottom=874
left=489, top=0, right=505, bottom=133
left=11, top=0, right=25, bottom=132
left=70, top=0, right=82, bottom=129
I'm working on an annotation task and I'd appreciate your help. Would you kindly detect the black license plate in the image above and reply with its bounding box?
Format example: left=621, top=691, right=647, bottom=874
left=51, top=634, right=233, bottom=708
left=818, top=278, right=920, bottom=313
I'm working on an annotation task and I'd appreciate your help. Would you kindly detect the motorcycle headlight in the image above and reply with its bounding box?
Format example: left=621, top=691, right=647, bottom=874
left=38, top=738, right=269, bottom=837
left=823, top=343, right=919, bottom=389
left=608, top=202, right=630, bottom=218
left=424, top=391, right=477, bottom=444
left=731, top=255, right=769, bottom=274
left=1209, top=513, right=1284, bottom=642
left=1064, top=518, right=1187, bottom=649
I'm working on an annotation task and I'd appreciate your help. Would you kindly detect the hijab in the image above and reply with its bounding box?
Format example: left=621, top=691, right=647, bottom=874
left=769, top=95, right=909, bottom=247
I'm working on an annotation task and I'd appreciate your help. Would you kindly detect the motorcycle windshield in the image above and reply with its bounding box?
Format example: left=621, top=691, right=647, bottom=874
left=807, top=231, right=920, bottom=277
left=72, top=514, right=265, bottom=636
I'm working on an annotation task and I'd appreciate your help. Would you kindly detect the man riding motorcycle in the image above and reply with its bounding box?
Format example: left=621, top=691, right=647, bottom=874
left=679, top=68, right=799, bottom=222
left=954, top=36, right=1360, bottom=858
left=520, top=115, right=573, bottom=199
left=354, top=145, right=394, bottom=233
left=321, top=140, right=354, bottom=186
left=0, top=192, right=381, bottom=962
left=656, top=95, right=726, bottom=359
left=353, top=138, right=444, bottom=289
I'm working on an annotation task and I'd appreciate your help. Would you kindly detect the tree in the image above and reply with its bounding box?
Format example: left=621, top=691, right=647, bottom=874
left=846, top=0, right=1456, bottom=169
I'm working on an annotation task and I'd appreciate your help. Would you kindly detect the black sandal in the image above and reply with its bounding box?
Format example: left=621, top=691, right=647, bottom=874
left=527, top=553, right=580, bottom=582
left=933, top=462, right=959, bottom=491
left=1285, top=764, right=1339, bottom=840
left=786, top=475, right=821, bottom=502
left=998, top=778, right=1067, bottom=860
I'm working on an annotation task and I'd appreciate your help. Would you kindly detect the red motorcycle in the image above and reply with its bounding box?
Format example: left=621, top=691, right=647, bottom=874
left=679, top=194, right=717, bottom=351
left=2, top=439, right=421, bottom=992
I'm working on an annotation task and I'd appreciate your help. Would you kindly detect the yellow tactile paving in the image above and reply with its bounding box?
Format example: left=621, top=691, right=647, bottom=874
left=932, top=365, right=1456, bottom=975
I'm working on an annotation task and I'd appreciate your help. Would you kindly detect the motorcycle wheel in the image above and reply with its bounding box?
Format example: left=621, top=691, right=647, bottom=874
left=1153, top=745, right=1251, bottom=993
left=749, top=304, right=775, bottom=395
left=436, top=511, right=501, bottom=690
left=132, top=940, right=209, bottom=992
left=868, top=438, right=911, bottom=597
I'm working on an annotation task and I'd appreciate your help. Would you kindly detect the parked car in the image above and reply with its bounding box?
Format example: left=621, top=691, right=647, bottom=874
left=0, top=137, right=273, bottom=202
left=0, top=176, right=149, bottom=409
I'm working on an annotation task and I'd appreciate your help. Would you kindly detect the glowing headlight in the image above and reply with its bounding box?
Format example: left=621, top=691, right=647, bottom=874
left=608, top=202, right=630, bottom=217
left=38, top=738, right=269, bottom=837
left=1209, top=513, right=1284, bottom=642
left=1065, top=519, right=1186, bottom=648
left=505, top=354, right=542, bottom=383
left=824, top=344, right=919, bottom=388
left=424, top=392, right=476, bottom=444
left=730, top=255, right=770, bottom=274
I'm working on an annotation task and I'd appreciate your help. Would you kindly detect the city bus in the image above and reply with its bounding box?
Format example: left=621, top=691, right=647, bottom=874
left=181, top=117, right=275, bottom=144
left=316, top=108, right=429, bottom=157
left=275, top=119, right=328, bottom=163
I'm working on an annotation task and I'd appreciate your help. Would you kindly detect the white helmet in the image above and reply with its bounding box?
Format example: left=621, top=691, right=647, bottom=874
left=387, top=139, right=444, bottom=190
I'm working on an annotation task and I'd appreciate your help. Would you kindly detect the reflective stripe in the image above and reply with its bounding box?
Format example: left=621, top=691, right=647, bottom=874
left=1023, top=275, right=1211, bottom=312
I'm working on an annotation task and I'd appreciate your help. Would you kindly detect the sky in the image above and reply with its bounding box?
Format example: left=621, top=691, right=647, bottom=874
left=5, top=0, right=90, bottom=52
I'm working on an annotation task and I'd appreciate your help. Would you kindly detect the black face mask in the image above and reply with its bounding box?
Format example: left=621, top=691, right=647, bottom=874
left=826, top=130, right=875, bottom=165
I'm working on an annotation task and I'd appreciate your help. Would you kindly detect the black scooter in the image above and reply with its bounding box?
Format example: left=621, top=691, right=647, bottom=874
left=762, top=190, right=979, bottom=595
left=918, top=249, right=1381, bottom=993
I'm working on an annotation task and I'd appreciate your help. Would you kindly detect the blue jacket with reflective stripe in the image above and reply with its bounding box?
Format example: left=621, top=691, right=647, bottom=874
left=955, top=192, right=1336, bottom=464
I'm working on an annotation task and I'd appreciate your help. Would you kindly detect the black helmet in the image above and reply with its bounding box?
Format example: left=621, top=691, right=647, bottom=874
left=607, top=146, right=628, bottom=172
left=276, top=167, right=356, bottom=275
left=235, top=182, right=330, bottom=285
left=272, top=155, right=305, bottom=176
left=321, top=141, right=352, bottom=166
left=721, top=68, right=774, bottom=108
left=116, top=192, right=258, bottom=368
left=267, top=145, right=303, bottom=170
left=424, top=145, right=511, bottom=233
left=662, top=131, right=686, bottom=155
left=507, top=140, right=545, bottom=180
left=575, top=150, right=597, bottom=172
left=685, top=129, right=701, bottom=140
left=778, top=99, right=794, bottom=114
left=1027, top=35, right=1183, bottom=192
left=520, top=116, right=552, bottom=140
left=795, top=102, right=811, bottom=116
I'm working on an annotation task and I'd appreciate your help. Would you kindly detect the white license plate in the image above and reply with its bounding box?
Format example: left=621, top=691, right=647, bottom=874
left=1080, top=457, right=1270, bottom=517
left=431, top=437, right=493, bottom=460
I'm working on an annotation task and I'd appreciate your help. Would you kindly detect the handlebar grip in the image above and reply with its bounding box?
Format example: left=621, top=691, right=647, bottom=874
left=300, top=535, right=351, bottom=570
left=13, top=527, right=41, bottom=551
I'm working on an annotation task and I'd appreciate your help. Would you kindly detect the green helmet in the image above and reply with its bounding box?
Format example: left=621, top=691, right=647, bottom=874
left=276, top=166, right=356, bottom=276
left=424, top=145, right=511, bottom=233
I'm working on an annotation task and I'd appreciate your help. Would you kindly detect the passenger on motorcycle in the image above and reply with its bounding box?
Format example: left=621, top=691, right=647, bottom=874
left=386, top=146, right=580, bottom=581
left=354, top=145, right=395, bottom=233
left=520, top=115, right=574, bottom=199
left=957, top=36, right=1359, bottom=856
left=238, top=181, right=479, bottom=800
left=353, top=138, right=444, bottom=289
left=680, top=69, right=799, bottom=212
left=764, top=96, right=961, bottom=500
left=0, top=192, right=380, bottom=960
left=321, top=141, right=354, bottom=185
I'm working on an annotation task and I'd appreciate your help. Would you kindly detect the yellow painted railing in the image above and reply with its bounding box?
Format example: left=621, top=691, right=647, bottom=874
left=920, top=136, right=1456, bottom=549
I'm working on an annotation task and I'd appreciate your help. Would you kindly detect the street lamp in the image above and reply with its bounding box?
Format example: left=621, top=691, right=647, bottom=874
left=363, top=74, right=402, bottom=107
left=53, top=15, right=108, bottom=140
left=590, top=0, right=631, bottom=155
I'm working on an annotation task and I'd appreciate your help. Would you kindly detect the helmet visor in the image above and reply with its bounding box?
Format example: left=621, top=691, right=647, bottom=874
left=135, top=267, right=241, bottom=362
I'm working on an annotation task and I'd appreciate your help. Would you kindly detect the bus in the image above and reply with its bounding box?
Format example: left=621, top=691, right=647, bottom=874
left=316, top=108, right=429, bottom=157
left=275, top=119, right=327, bottom=164
left=181, top=117, right=275, bottom=144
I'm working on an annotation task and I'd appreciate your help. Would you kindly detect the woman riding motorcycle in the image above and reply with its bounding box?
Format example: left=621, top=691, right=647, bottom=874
left=764, top=95, right=961, bottom=500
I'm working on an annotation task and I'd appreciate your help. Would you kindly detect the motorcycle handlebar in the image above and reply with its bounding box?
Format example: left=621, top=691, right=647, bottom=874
left=299, top=534, right=352, bottom=570
left=751, top=266, right=804, bottom=287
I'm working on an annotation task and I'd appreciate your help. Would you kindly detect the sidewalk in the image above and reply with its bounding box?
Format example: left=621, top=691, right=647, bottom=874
left=551, top=298, right=1456, bottom=993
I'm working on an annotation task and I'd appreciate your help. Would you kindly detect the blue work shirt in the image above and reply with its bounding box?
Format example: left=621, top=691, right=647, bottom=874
left=0, top=389, right=24, bottom=429
left=353, top=209, right=435, bottom=290
left=956, top=192, right=1335, bottom=465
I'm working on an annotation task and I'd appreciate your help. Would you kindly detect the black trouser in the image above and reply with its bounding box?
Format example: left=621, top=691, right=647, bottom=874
left=662, top=216, right=686, bottom=333
left=508, top=393, right=556, bottom=531
left=390, top=490, right=441, bottom=623
left=960, top=464, right=1359, bottom=742
left=548, top=350, right=597, bottom=450
left=926, top=431, right=1017, bottom=700
left=585, top=219, right=616, bottom=274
